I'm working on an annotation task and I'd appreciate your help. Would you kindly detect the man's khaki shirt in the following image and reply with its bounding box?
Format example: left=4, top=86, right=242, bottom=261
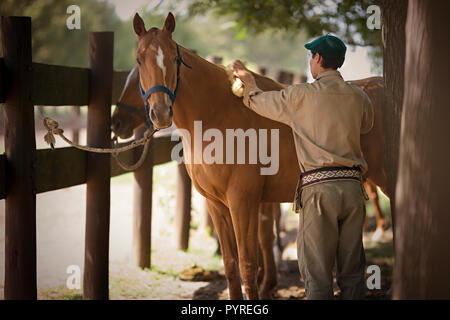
left=243, top=70, right=374, bottom=174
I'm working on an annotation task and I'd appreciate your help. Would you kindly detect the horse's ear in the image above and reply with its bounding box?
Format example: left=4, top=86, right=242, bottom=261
left=163, top=12, right=176, bottom=37
left=133, top=13, right=146, bottom=37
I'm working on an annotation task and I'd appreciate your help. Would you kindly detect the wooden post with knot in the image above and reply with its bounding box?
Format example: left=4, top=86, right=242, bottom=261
left=83, top=32, right=113, bottom=300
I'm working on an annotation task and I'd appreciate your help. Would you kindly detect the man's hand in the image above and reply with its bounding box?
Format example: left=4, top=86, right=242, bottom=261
left=232, top=60, right=257, bottom=90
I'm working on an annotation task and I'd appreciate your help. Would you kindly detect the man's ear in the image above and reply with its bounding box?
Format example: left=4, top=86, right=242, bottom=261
left=315, top=54, right=323, bottom=67
left=162, top=12, right=176, bottom=37
left=133, top=13, right=146, bottom=37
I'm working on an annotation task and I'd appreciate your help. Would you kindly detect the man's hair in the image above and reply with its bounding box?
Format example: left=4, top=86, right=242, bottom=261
left=312, top=51, right=345, bottom=69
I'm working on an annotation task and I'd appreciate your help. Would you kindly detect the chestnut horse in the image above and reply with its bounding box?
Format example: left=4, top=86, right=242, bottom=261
left=112, top=68, right=386, bottom=295
left=112, top=66, right=281, bottom=298
left=131, top=12, right=388, bottom=300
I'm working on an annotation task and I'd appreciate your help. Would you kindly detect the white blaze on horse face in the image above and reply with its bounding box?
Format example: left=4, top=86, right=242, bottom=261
left=156, top=46, right=171, bottom=107
left=156, top=46, right=166, bottom=83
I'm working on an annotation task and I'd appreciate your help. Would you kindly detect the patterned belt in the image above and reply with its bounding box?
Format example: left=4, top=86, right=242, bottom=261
left=300, top=166, right=362, bottom=188
left=293, top=166, right=365, bottom=213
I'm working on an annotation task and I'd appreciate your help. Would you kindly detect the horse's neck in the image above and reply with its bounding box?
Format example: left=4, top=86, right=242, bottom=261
left=172, top=45, right=285, bottom=132
left=173, top=46, right=230, bottom=131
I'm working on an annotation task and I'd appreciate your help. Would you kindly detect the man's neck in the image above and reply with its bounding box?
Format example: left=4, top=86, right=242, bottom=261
left=317, top=68, right=336, bottom=77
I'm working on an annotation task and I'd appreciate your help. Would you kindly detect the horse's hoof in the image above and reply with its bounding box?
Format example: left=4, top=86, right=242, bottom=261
left=371, top=227, right=384, bottom=242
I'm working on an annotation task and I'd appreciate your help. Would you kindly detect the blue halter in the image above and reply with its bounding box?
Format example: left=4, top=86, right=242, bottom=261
left=139, top=43, right=192, bottom=106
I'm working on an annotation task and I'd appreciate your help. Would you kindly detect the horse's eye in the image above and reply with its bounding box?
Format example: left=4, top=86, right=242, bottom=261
left=136, top=58, right=141, bottom=66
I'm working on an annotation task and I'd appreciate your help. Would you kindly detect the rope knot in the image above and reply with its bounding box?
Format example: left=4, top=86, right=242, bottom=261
left=43, top=117, right=64, bottom=149
left=41, top=117, right=157, bottom=171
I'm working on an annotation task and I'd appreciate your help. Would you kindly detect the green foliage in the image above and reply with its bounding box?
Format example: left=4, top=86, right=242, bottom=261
left=189, top=0, right=382, bottom=68
left=189, top=0, right=380, bottom=45
left=0, top=0, right=127, bottom=68
left=169, top=13, right=309, bottom=76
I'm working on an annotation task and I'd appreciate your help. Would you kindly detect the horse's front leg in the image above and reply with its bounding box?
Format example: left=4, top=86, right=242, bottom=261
left=205, top=198, right=243, bottom=300
left=228, top=192, right=261, bottom=300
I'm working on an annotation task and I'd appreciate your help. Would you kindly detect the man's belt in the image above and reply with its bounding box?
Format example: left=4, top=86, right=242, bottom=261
left=300, top=166, right=362, bottom=188
left=293, top=166, right=365, bottom=213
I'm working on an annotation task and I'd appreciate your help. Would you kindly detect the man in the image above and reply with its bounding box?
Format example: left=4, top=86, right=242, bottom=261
left=232, top=34, right=374, bottom=300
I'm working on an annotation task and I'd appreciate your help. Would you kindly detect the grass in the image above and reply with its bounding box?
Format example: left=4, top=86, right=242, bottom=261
left=36, top=242, right=223, bottom=300
left=39, top=286, right=83, bottom=300
left=35, top=238, right=393, bottom=300
left=365, top=241, right=394, bottom=278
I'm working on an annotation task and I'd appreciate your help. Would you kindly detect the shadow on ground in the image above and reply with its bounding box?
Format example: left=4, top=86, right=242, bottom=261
left=190, top=222, right=393, bottom=300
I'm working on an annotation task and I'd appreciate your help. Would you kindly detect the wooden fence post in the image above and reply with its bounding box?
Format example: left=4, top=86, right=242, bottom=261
left=1, top=16, right=37, bottom=300
left=72, top=106, right=81, bottom=145
left=276, top=70, right=294, bottom=85
left=275, top=70, right=284, bottom=84
left=286, top=72, right=294, bottom=85
left=132, top=126, right=154, bottom=268
left=84, top=32, right=113, bottom=300
left=175, top=163, right=191, bottom=251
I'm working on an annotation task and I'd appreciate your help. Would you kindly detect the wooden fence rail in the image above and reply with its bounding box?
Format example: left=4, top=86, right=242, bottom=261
left=0, top=61, right=129, bottom=106
left=0, top=128, right=177, bottom=201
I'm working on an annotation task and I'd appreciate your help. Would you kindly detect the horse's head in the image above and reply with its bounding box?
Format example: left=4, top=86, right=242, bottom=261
left=133, top=12, right=179, bottom=129
left=111, top=66, right=148, bottom=139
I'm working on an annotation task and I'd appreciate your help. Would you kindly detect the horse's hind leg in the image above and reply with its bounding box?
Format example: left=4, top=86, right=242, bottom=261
left=228, top=193, right=261, bottom=300
left=364, top=180, right=386, bottom=241
left=206, top=198, right=243, bottom=300
left=258, top=203, right=278, bottom=299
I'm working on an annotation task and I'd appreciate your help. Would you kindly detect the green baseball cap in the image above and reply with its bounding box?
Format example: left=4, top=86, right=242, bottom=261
left=304, top=34, right=347, bottom=59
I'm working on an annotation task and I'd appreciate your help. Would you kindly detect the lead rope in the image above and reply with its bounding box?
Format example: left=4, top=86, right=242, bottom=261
left=43, top=117, right=158, bottom=171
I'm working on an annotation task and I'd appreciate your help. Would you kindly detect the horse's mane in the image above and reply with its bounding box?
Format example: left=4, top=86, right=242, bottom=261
left=251, top=70, right=287, bottom=91
left=181, top=46, right=286, bottom=94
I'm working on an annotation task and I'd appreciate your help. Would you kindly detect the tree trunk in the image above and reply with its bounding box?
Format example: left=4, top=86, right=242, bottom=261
left=394, top=0, right=450, bottom=299
left=380, top=0, right=408, bottom=235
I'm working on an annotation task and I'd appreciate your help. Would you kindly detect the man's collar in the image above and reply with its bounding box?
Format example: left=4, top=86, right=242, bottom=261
left=316, top=70, right=343, bottom=81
